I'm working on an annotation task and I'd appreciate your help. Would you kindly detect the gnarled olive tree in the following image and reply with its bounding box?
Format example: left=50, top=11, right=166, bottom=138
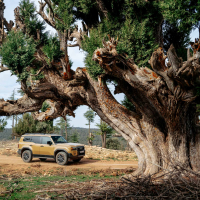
left=0, top=0, right=200, bottom=175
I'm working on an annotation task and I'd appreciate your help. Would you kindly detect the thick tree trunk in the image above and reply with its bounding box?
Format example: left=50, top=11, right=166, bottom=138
left=124, top=104, right=200, bottom=175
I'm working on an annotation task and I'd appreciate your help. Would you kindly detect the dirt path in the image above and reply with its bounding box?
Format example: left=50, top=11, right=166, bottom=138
left=0, top=155, right=138, bottom=174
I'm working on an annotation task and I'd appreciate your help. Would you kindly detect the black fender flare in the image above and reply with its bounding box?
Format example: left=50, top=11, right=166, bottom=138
left=54, top=149, right=70, bottom=159
left=21, top=147, right=33, bottom=157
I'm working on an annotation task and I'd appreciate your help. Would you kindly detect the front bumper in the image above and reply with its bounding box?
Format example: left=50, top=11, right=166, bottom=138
left=68, top=149, right=85, bottom=158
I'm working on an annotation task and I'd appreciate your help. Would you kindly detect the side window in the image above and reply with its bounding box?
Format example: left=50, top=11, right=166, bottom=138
left=32, top=136, right=41, bottom=144
left=41, top=137, right=52, bottom=144
left=23, top=137, right=32, bottom=142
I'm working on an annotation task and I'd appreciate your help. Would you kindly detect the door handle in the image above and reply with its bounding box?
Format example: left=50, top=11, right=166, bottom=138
left=29, top=145, right=32, bottom=146
left=40, top=146, right=44, bottom=147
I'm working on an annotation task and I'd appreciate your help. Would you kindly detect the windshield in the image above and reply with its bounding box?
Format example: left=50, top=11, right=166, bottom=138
left=51, top=136, right=67, bottom=143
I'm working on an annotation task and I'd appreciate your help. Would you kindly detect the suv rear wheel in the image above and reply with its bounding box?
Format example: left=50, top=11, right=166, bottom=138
left=22, top=150, right=32, bottom=163
left=56, top=152, right=68, bottom=165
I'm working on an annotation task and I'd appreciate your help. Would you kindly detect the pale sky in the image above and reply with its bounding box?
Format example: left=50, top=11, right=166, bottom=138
left=0, top=0, right=199, bottom=128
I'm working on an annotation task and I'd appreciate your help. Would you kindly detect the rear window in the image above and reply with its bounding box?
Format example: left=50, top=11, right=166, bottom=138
left=23, top=136, right=32, bottom=142
left=23, top=136, right=41, bottom=143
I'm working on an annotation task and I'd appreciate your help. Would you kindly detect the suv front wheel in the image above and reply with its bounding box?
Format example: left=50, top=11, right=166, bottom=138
left=22, top=150, right=32, bottom=163
left=56, top=152, right=68, bottom=165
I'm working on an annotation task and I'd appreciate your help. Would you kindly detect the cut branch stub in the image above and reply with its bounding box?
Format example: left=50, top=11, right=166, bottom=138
left=190, top=38, right=200, bottom=56
left=68, top=23, right=88, bottom=49
left=92, top=37, right=119, bottom=72
left=167, top=44, right=182, bottom=75
left=148, top=47, right=167, bottom=73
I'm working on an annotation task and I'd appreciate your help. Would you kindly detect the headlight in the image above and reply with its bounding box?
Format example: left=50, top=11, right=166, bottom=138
left=71, top=147, right=76, bottom=150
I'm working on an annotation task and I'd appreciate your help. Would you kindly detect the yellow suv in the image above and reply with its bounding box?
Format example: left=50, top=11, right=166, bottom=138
left=17, top=133, right=85, bottom=165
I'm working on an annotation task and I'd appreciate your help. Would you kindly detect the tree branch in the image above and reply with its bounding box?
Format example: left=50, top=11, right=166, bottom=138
left=0, top=95, right=43, bottom=116
left=95, top=0, right=108, bottom=19
left=37, top=1, right=56, bottom=29
left=0, top=64, right=9, bottom=72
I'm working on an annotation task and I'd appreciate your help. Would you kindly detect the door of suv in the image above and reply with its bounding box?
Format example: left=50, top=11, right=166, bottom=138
left=40, top=136, right=54, bottom=156
left=30, top=136, right=41, bottom=155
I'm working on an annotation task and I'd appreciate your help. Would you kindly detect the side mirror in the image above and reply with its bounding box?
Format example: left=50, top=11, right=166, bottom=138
left=47, top=141, right=52, bottom=145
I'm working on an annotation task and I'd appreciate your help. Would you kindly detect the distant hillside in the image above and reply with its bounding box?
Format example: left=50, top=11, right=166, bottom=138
left=0, top=128, right=12, bottom=140
left=68, top=127, right=101, bottom=146
left=0, top=127, right=127, bottom=150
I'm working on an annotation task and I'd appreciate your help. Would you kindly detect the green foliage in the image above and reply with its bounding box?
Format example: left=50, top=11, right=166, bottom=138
left=87, top=136, right=95, bottom=141
left=0, top=118, right=7, bottom=132
left=36, top=121, right=54, bottom=133
left=30, top=68, right=44, bottom=81
left=117, top=19, right=158, bottom=68
left=84, top=108, right=95, bottom=124
left=42, top=36, right=64, bottom=64
left=54, top=117, right=71, bottom=137
left=81, top=1, right=160, bottom=79
left=95, top=121, right=113, bottom=138
left=41, top=101, right=50, bottom=112
left=14, top=113, right=37, bottom=135
left=82, top=28, right=106, bottom=79
left=55, top=117, right=71, bottom=130
left=106, top=138, right=121, bottom=150
left=69, top=131, right=79, bottom=143
left=80, top=0, right=199, bottom=78
left=19, top=0, right=47, bottom=41
left=13, top=113, right=54, bottom=135
left=0, top=30, right=36, bottom=80
left=162, top=20, right=190, bottom=61
left=159, top=0, right=200, bottom=32
left=51, top=0, right=76, bottom=31
left=121, top=96, right=136, bottom=112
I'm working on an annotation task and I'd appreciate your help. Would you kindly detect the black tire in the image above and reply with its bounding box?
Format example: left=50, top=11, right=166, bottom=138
left=73, top=158, right=81, bottom=163
left=22, top=150, right=32, bottom=163
left=56, top=152, right=68, bottom=165
left=39, top=158, right=47, bottom=161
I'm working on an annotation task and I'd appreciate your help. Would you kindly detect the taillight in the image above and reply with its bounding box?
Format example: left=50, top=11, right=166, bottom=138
left=18, top=144, right=19, bottom=148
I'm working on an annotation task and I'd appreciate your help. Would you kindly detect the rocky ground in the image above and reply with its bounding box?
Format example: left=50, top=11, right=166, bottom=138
left=0, top=140, right=137, bottom=161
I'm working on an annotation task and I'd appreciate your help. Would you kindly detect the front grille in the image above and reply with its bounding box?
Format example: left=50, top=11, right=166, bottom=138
left=77, top=146, right=85, bottom=155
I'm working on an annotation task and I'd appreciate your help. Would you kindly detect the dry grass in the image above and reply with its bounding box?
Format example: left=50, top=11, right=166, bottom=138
left=34, top=167, right=200, bottom=200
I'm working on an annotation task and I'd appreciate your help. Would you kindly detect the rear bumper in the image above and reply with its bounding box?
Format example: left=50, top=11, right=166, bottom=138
left=17, top=149, right=21, bottom=155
